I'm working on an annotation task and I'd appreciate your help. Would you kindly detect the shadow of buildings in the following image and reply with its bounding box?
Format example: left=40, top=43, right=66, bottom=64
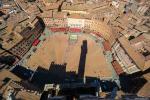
left=11, top=40, right=118, bottom=99
left=30, top=62, right=77, bottom=90
left=0, top=55, right=16, bottom=66
left=119, top=68, right=150, bottom=93
left=30, top=40, right=88, bottom=90
left=78, top=40, right=87, bottom=78
left=11, top=65, right=34, bottom=80
left=119, top=73, right=147, bottom=93
left=0, top=43, right=21, bottom=60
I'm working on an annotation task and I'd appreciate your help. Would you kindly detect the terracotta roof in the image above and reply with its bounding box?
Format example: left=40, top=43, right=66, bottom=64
left=0, top=70, right=21, bottom=82
left=61, top=2, right=88, bottom=11
left=112, top=60, right=124, bottom=75
left=103, top=40, right=111, bottom=51
left=145, top=60, right=150, bottom=70
left=130, top=35, right=145, bottom=44
left=44, top=0, right=58, bottom=3
left=16, top=0, right=29, bottom=10
left=53, top=12, right=67, bottom=18
left=0, top=21, right=7, bottom=30
left=44, top=3, right=60, bottom=10
left=68, top=13, right=91, bottom=19
left=68, top=13, right=85, bottom=19
left=118, top=36, right=150, bottom=71
left=137, top=82, right=150, bottom=97
left=40, top=11, right=53, bottom=18
left=26, top=5, right=40, bottom=14
left=143, top=73, right=150, bottom=81
left=135, top=25, right=149, bottom=32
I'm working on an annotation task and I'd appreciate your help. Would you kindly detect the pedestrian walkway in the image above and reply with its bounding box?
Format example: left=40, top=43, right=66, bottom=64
left=10, top=28, right=121, bottom=88
left=10, top=28, right=54, bottom=70
left=88, top=32, right=120, bottom=86
left=105, top=51, right=120, bottom=87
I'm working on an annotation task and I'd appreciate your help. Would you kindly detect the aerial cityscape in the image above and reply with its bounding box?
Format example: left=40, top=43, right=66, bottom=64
left=0, top=0, right=150, bottom=99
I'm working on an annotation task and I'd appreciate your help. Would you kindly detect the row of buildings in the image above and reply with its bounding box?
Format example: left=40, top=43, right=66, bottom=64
left=38, top=0, right=150, bottom=96
left=0, top=0, right=45, bottom=66
left=0, top=0, right=149, bottom=99
left=40, top=0, right=150, bottom=75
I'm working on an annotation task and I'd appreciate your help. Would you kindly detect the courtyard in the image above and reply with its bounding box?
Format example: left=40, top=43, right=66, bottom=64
left=26, top=33, right=112, bottom=78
